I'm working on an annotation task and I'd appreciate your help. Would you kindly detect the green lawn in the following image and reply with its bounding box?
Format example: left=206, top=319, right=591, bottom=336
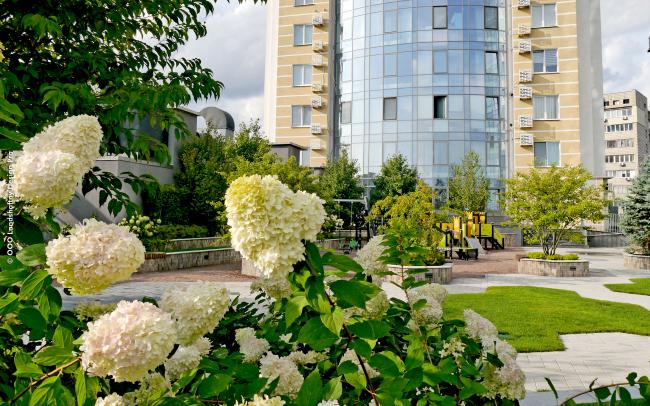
left=443, top=286, right=650, bottom=352
left=605, top=278, right=650, bottom=296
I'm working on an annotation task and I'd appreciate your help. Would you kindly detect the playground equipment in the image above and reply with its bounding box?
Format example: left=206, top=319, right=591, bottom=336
left=436, top=212, right=505, bottom=260
left=333, top=198, right=369, bottom=253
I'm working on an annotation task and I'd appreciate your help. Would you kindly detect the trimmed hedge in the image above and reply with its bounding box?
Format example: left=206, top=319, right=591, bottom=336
left=157, top=224, right=211, bottom=240
left=527, top=252, right=580, bottom=260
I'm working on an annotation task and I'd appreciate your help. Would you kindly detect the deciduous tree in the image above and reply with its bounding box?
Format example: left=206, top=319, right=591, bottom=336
left=448, top=151, right=490, bottom=213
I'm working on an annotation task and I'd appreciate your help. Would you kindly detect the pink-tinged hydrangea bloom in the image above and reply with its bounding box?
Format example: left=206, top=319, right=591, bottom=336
left=46, top=219, right=145, bottom=295
left=81, top=301, right=176, bottom=383
left=225, top=175, right=326, bottom=278
left=159, top=282, right=229, bottom=345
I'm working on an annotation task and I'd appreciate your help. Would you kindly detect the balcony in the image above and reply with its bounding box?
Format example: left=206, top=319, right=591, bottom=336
left=519, top=86, right=533, bottom=99
left=519, top=115, right=533, bottom=128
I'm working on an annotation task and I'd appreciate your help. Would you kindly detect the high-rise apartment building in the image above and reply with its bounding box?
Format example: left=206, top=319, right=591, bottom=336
left=511, top=0, right=603, bottom=176
left=603, top=90, right=650, bottom=199
left=264, top=0, right=604, bottom=202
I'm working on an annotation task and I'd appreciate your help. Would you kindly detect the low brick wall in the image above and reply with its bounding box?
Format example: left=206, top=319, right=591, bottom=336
left=624, top=254, right=650, bottom=270
left=139, top=248, right=241, bottom=273
left=518, top=258, right=589, bottom=277
left=317, top=239, right=345, bottom=250
left=386, top=263, right=453, bottom=285
left=164, top=237, right=230, bottom=251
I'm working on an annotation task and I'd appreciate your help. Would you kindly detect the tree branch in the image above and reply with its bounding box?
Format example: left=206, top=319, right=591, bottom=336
left=11, top=357, right=81, bottom=403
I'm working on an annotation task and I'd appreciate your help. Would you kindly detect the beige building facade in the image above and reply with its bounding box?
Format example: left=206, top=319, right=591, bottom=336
left=511, top=0, right=603, bottom=175
left=603, top=90, right=650, bottom=199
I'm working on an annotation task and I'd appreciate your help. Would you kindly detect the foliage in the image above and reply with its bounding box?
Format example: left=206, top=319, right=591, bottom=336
left=444, top=286, right=650, bottom=352
left=0, top=0, right=223, bottom=217
left=448, top=151, right=490, bottom=214
left=118, top=214, right=165, bottom=252
left=548, top=372, right=650, bottom=405
left=157, top=224, right=211, bottom=240
left=621, top=156, right=650, bottom=255
left=605, top=278, right=650, bottom=297
left=526, top=252, right=580, bottom=260
left=370, top=154, right=418, bottom=206
left=227, top=154, right=319, bottom=194
left=500, top=165, right=609, bottom=255
left=142, top=184, right=188, bottom=225
left=319, top=214, right=344, bottom=239
left=319, top=150, right=365, bottom=224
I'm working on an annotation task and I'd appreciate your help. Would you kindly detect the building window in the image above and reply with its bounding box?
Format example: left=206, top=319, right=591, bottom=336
left=433, top=50, right=447, bottom=73
left=433, top=6, right=447, bottom=29
left=605, top=154, right=634, bottom=163
left=606, top=139, right=634, bottom=148
left=534, top=142, right=560, bottom=166
left=341, top=102, right=351, bottom=124
left=484, top=6, right=498, bottom=30
left=531, top=3, right=556, bottom=28
left=292, top=105, right=311, bottom=127
left=294, top=0, right=314, bottom=6
left=292, top=64, right=312, bottom=86
left=604, top=107, right=633, bottom=119
left=533, top=49, right=558, bottom=73
left=433, top=96, right=447, bottom=119
left=384, top=10, right=397, bottom=33
left=486, top=97, right=499, bottom=119
left=606, top=123, right=634, bottom=132
left=293, top=24, right=313, bottom=46
left=604, top=101, right=610, bottom=107
left=383, top=97, right=397, bottom=120
left=623, top=98, right=630, bottom=104
left=485, top=51, right=498, bottom=74
left=533, top=95, right=559, bottom=120
left=384, top=54, right=397, bottom=76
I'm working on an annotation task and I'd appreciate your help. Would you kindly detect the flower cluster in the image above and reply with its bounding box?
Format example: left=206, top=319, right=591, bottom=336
left=407, top=283, right=447, bottom=326
left=46, top=219, right=145, bottom=295
left=81, top=301, right=177, bottom=382
left=259, top=353, right=304, bottom=398
left=118, top=214, right=161, bottom=239
left=73, top=301, right=117, bottom=321
left=164, top=337, right=212, bottom=380
left=95, top=393, right=126, bottom=406
left=286, top=350, right=328, bottom=366
left=13, top=115, right=102, bottom=217
left=235, top=327, right=270, bottom=363
left=354, top=235, right=388, bottom=283
left=122, top=372, right=172, bottom=405
left=464, top=309, right=499, bottom=342
left=225, top=175, right=326, bottom=278
left=234, top=395, right=285, bottom=406
left=345, top=291, right=390, bottom=320
left=250, top=274, right=292, bottom=300
left=159, top=282, right=230, bottom=345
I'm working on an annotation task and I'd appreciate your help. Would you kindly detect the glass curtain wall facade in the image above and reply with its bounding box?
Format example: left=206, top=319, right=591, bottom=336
left=334, top=0, right=508, bottom=206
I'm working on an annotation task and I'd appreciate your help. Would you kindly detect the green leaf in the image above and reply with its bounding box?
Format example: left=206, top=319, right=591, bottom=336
left=296, top=370, right=323, bottom=406
left=33, top=346, right=76, bottom=366
left=297, top=317, right=339, bottom=351
left=594, top=387, right=611, bottom=400
left=349, top=339, right=373, bottom=359
left=0, top=138, right=21, bottom=150
left=323, top=376, right=342, bottom=401
left=285, top=295, right=308, bottom=327
left=369, top=353, right=401, bottom=378
left=38, top=287, right=62, bottom=321
left=405, top=341, right=425, bottom=369
left=322, top=252, right=364, bottom=273
left=329, top=280, right=380, bottom=308
left=0, top=268, right=29, bottom=286
left=337, top=360, right=359, bottom=375
left=14, top=351, right=43, bottom=378
left=0, top=292, right=19, bottom=314
left=320, top=307, right=344, bottom=335
left=75, top=367, right=87, bottom=406
left=348, top=320, right=391, bottom=339
left=304, top=241, right=324, bottom=275
left=0, top=255, right=25, bottom=271
left=459, top=377, right=487, bottom=400
left=14, top=218, right=45, bottom=245
left=544, top=377, right=558, bottom=399
left=198, top=374, right=232, bottom=397
left=618, top=386, right=633, bottom=405
left=19, top=307, right=47, bottom=339
left=53, top=326, right=73, bottom=350
left=17, top=244, right=46, bottom=266
left=0, top=127, right=29, bottom=142
left=627, top=372, right=638, bottom=386
left=20, top=269, right=50, bottom=300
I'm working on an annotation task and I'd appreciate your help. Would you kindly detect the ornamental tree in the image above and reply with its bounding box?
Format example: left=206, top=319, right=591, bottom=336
left=370, top=153, right=418, bottom=205
left=501, top=165, right=609, bottom=255
left=621, top=156, right=650, bottom=254
left=319, top=149, right=365, bottom=201
left=448, top=151, right=490, bottom=213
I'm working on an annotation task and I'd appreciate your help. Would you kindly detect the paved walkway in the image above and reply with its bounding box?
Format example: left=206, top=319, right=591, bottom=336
left=61, top=247, right=650, bottom=403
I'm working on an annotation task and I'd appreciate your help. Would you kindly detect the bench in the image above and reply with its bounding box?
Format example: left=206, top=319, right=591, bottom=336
left=455, top=247, right=479, bottom=261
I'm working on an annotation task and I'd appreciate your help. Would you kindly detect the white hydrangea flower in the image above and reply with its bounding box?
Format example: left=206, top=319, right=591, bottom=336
left=286, top=350, right=328, bottom=366
left=464, top=309, right=499, bottom=342
left=234, top=395, right=286, bottom=406
left=159, top=282, right=230, bottom=345
left=340, top=349, right=379, bottom=379
left=317, top=401, right=340, bottom=406
left=46, top=219, right=145, bottom=295
left=354, top=235, right=388, bottom=283
left=250, top=274, right=292, bottom=300
left=81, top=301, right=177, bottom=383
left=482, top=353, right=526, bottom=400
left=73, top=301, right=117, bottom=321
left=23, top=115, right=102, bottom=170
left=407, top=286, right=444, bottom=326
left=164, top=337, right=212, bottom=381
left=13, top=150, right=85, bottom=217
left=0, top=180, right=9, bottom=200
left=440, top=337, right=466, bottom=363
left=345, top=291, right=390, bottom=320
left=95, top=393, right=126, bottom=406
left=259, top=353, right=304, bottom=398
left=482, top=336, right=517, bottom=359
left=235, top=327, right=270, bottom=363
left=225, top=175, right=326, bottom=278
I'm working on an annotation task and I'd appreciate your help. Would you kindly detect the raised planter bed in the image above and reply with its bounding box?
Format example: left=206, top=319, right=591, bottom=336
left=138, top=247, right=241, bottom=273
left=624, top=253, right=650, bottom=270
left=163, top=237, right=230, bottom=251
left=385, top=263, right=453, bottom=285
left=518, top=258, right=589, bottom=277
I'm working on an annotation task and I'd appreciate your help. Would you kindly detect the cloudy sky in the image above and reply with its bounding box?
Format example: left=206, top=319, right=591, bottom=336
left=181, top=0, right=650, bottom=130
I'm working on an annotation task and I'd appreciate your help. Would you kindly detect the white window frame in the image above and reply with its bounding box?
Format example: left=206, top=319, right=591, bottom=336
left=534, top=141, right=560, bottom=167
left=292, top=105, right=311, bottom=127
left=531, top=3, right=557, bottom=28
left=532, top=49, right=558, bottom=73
left=533, top=95, right=560, bottom=120
left=292, top=64, right=312, bottom=87
left=293, top=24, right=313, bottom=46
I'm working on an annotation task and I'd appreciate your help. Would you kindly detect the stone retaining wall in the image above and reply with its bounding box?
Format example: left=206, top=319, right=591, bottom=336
left=624, top=253, right=650, bottom=270
left=518, top=258, right=589, bottom=277
left=164, top=237, right=230, bottom=251
left=386, top=263, right=453, bottom=285
left=139, top=248, right=241, bottom=273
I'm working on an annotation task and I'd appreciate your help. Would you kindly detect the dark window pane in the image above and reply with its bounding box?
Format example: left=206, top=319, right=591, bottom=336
left=434, top=96, right=447, bottom=119
left=484, top=6, right=498, bottom=30
left=341, top=102, right=351, bottom=124
left=383, top=97, right=397, bottom=120
left=433, top=6, right=447, bottom=29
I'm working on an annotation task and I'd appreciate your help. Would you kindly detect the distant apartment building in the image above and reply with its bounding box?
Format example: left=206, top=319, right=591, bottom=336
left=264, top=0, right=604, bottom=202
left=603, top=90, right=650, bottom=199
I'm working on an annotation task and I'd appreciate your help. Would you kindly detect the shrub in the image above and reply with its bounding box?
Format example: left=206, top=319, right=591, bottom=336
left=527, top=252, right=580, bottom=260
left=118, top=213, right=167, bottom=252
left=142, top=184, right=189, bottom=225
left=157, top=224, right=211, bottom=240
left=527, top=252, right=547, bottom=259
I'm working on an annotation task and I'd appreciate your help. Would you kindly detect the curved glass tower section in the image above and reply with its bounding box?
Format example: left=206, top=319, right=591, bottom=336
left=334, top=0, right=508, bottom=205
